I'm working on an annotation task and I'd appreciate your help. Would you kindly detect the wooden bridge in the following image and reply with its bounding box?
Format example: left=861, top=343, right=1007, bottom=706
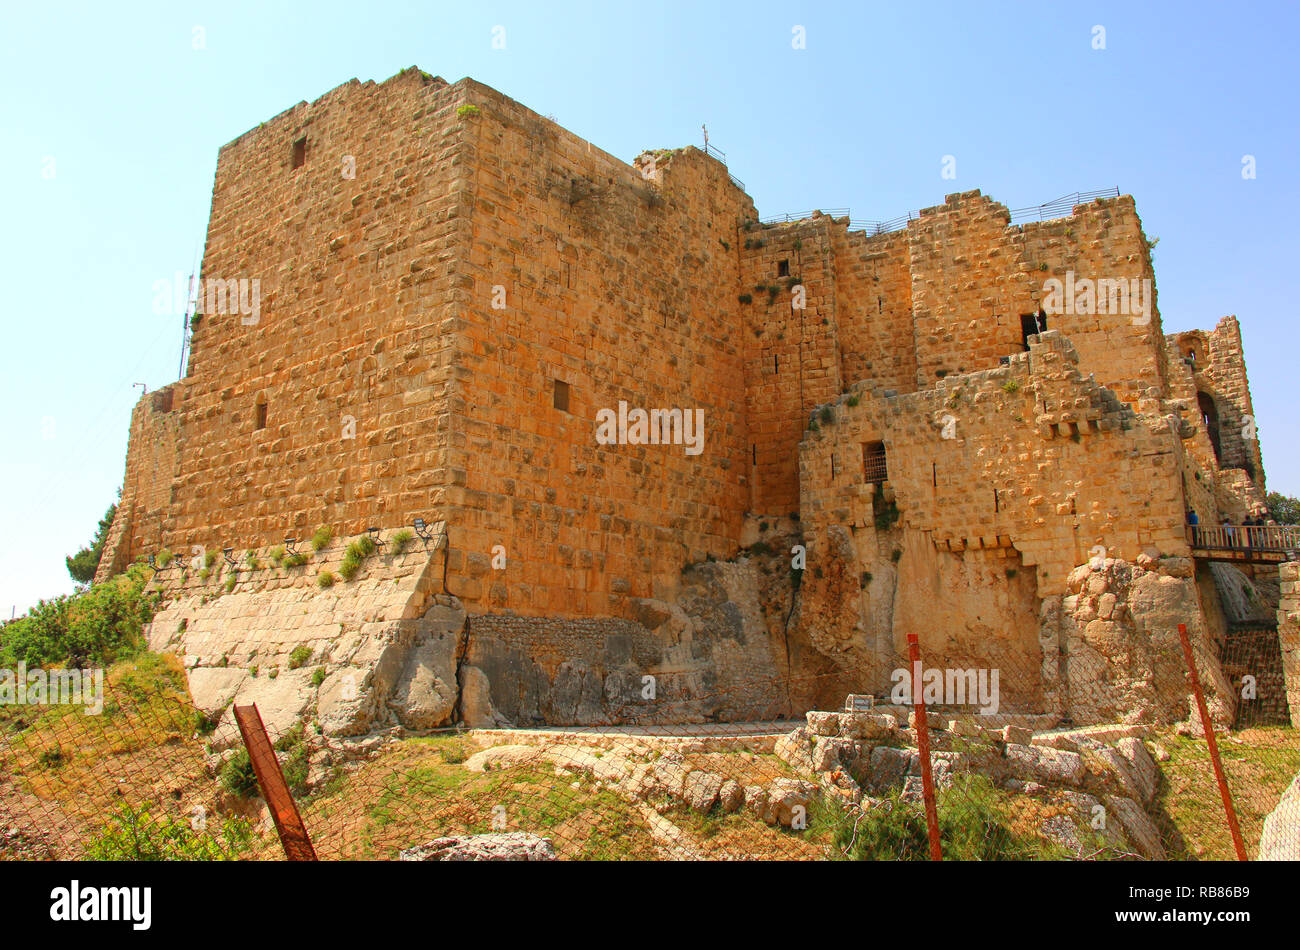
left=1187, top=524, right=1300, bottom=564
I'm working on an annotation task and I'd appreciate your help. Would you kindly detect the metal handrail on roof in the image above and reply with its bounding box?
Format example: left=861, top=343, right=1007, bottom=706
left=759, top=188, right=1122, bottom=236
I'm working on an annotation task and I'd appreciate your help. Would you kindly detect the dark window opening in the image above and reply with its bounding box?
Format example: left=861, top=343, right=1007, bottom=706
left=291, top=136, right=307, bottom=169
left=553, top=379, right=570, bottom=412
left=994, top=489, right=1000, bottom=513
left=863, top=441, right=888, bottom=486
left=777, top=259, right=790, bottom=277
left=255, top=401, right=268, bottom=431
left=752, top=444, right=757, bottom=465
left=1020, top=310, right=1047, bottom=350
left=1198, top=391, right=1221, bottom=464
left=774, top=354, right=779, bottom=373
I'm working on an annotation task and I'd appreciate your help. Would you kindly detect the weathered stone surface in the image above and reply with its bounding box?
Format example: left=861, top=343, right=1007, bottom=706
left=774, top=728, right=816, bottom=773
left=1004, top=743, right=1086, bottom=787
left=399, top=833, right=556, bottom=861
left=387, top=606, right=466, bottom=731
left=719, top=780, right=745, bottom=813
left=1258, top=771, right=1300, bottom=861
left=1104, top=795, right=1166, bottom=860
left=684, top=771, right=725, bottom=812
left=764, top=778, right=818, bottom=827
left=1115, top=737, right=1158, bottom=805
left=867, top=746, right=917, bottom=795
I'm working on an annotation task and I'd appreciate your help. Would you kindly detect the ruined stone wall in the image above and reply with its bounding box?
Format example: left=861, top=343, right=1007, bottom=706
left=96, top=383, right=183, bottom=582
left=446, top=82, right=758, bottom=616
left=831, top=227, right=915, bottom=398
left=908, top=192, right=1165, bottom=408
left=166, top=69, right=467, bottom=559
left=1204, top=316, right=1264, bottom=481
left=1277, top=562, right=1300, bottom=727
left=738, top=216, right=843, bottom=516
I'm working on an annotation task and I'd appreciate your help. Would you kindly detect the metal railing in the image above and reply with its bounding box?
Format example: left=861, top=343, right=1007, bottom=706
left=1188, top=523, right=1300, bottom=556
left=758, top=188, right=1122, bottom=236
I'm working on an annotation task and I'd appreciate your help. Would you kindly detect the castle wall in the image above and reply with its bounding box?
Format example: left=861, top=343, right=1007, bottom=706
left=908, top=192, right=1166, bottom=407
left=95, top=384, right=183, bottom=582
left=167, top=69, right=468, bottom=558
left=738, top=216, right=844, bottom=516
left=444, top=82, right=758, bottom=616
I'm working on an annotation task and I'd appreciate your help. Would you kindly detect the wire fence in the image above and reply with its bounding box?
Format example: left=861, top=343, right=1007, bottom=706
left=758, top=189, right=1123, bottom=237
left=1, top=627, right=1296, bottom=862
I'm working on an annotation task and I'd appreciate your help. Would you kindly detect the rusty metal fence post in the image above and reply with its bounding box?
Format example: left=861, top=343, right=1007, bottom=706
left=233, top=704, right=317, bottom=861
left=1176, top=623, right=1247, bottom=861
left=906, top=633, right=943, bottom=861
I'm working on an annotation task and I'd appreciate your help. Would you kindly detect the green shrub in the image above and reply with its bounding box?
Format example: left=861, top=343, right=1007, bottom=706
left=390, top=529, right=414, bottom=556
left=738, top=294, right=753, bottom=305
left=156, top=549, right=174, bottom=568
left=204, top=550, right=219, bottom=569
left=311, top=526, right=334, bottom=552
left=846, top=394, right=860, bottom=407
left=288, top=645, right=312, bottom=669
left=83, top=803, right=252, bottom=861
left=285, top=552, right=310, bottom=568
left=874, top=501, right=902, bottom=532
left=456, top=103, right=481, bottom=118
left=338, top=555, right=361, bottom=581
left=219, top=749, right=259, bottom=798
left=1001, top=379, right=1021, bottom=394
left=812, top=774, right=1068, bottom=861
left=311, top=667, right=327, bottom=687
left=224, top=576, right=237, bottom=593
left=269, top=545, right=286, bottom=567
left=819, top=406, right=834, bottom=424
left=0, top=563, right=157, bottom=669
left=317, top=571, right=336, bottom=589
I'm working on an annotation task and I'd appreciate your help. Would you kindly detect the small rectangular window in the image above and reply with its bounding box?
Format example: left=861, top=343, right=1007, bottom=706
left=255, top=402, right=268, bottom=430
left=553, top=379, right=570, bottom=412
left=863, top=441, right=888, bottom=486
left=777, top=259, right=790, bottom=277
left=291, top=136, right=307, bottom=170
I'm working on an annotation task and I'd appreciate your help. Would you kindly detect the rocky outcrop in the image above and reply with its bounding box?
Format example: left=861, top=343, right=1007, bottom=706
left=1056, top=556, right=1234, bottom=727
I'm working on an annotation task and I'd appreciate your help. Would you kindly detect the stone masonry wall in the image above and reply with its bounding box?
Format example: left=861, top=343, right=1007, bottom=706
left=96, top=383, right=183, bottom=582
left=166, top=69, right=467, bottom=558
left=1279, top=561, right=1300, bottom=727
left=908, top=192, right=1166, bottom=408
left=443, top=83, right=759, bottom=616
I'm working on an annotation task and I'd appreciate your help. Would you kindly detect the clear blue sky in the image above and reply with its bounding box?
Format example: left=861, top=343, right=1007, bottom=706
left=1, top=1, right=1296, bottom=616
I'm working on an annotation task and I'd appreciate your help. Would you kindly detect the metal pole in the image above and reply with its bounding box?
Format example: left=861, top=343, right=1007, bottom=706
left=1176, top=623, right=1247, bottom=860
left=907, top=633, right=943, bottom=860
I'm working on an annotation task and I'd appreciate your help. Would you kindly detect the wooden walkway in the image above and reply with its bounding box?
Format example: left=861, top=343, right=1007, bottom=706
left=1188, top=524, right=1300, bottom=564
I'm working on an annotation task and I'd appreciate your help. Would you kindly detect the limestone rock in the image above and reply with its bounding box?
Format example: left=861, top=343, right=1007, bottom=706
left=719, top=780, right=745, bottom=813
left=1258, top=771, right=1300, bottom=860
left=1004, top=743, right=1085, bottom=787
left=1103, top=795, right=1166, bottom=860
left=1115, top=737, right=1158, bottom=804
left=399, top=833, right=556, bottom=861
left=684, top=771, right=725, bottom=812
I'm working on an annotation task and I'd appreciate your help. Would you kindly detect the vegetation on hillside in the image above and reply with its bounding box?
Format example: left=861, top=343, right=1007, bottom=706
left=0, top=562, right=158, bottom=670
left=64, top=500, right=119, bottom=584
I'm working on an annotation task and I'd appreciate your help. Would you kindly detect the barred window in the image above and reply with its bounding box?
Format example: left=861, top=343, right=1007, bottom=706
left=863, top=441, right=888, bottom=485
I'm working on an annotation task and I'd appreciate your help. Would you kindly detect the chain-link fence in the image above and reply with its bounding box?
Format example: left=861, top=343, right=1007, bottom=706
left=2, top=634, right=1296, bottom=862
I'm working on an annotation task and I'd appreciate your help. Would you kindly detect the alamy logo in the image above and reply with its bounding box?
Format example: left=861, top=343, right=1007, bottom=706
left=49, top=880, right=151, bottom=930
left=595, top=401, right=705, bottom=456
left=0, top=663, right=103, bottom=715
left=1041, top=271, right=1151, bottom=324
left=152, top=272, right=262, bottom=325
left=890, top=662, right=1000, bottom=714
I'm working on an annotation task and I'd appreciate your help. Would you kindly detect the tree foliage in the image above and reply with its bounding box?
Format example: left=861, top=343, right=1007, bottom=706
left=65, top=502, right=118, bottom=584
left=1265, top=491, right=1300, bottom=525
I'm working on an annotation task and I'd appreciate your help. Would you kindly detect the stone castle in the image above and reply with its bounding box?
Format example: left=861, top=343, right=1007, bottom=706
left=96, top=68, right=1289, bottom=737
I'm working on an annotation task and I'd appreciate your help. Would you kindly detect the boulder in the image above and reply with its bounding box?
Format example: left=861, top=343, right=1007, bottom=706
left=684, top=771, right=725, bottom=812
left=1103, top=795, right=1166, bottom=860
left=1004, top=743, right=1086, bottom=787
left=1115, top=737, right=1159, bottom=805
left=399, top=833, right=556, bottom=861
